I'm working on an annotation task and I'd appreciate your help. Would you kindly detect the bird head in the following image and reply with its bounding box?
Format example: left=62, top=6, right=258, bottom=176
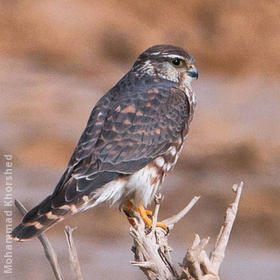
left=133, top=44, right=198, bottom=84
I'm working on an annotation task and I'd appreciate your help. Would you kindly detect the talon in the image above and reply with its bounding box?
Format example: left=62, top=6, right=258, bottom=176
left=137, top=205, right=168, bottom=232
left=138, top=205, right=153, bottom=228
left=123, top=203, right=168, bottom=232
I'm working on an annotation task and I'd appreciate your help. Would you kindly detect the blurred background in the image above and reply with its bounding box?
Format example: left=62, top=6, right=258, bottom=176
left=1, top=1, right=279, bottom=279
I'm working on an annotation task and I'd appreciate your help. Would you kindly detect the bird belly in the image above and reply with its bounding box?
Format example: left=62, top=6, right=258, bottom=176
left=79, top=164, right=161, bottom=211
left=125, top=164, right=161, bottom=208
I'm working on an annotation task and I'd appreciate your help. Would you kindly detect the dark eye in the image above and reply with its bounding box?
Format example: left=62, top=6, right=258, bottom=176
left=171, top=58, right=184, bottom=67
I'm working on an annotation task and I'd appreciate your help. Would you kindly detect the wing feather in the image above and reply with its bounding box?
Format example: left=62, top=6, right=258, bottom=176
left=51, top=73, right=190, bottom=207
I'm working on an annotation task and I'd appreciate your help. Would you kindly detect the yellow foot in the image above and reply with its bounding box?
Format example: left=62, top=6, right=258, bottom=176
left=137, top=205, right=168, bottom=230
left=123, top=202, right=168, bottom=232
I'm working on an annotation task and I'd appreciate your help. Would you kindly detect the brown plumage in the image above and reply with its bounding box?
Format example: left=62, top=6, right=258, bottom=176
left=11, top=44, right=198, bottom=241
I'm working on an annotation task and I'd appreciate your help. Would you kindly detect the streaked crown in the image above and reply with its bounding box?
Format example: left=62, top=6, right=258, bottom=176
left=133, top=44, right=198, bottom=81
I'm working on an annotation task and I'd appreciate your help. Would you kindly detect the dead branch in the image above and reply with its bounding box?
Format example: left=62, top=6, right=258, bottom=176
left=129, top=196, right=200, bottom=280
left=209, top=182, right=243, bottom=274
left=162, top=196, right=201, bottom=230
left=64, top=226, right=84, bottom=280
left=129, top=182, right=243, bottom=280
left=14, top=181, right=243, bottom=280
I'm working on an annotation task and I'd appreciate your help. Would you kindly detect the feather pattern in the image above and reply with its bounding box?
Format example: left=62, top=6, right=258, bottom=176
left=50, top=72, right=190, bottom=208
left=11, top=44, right=197, bottom=241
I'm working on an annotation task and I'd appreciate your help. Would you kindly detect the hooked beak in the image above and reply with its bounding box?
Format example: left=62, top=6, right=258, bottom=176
left=187, top=65, right=198, bottom=79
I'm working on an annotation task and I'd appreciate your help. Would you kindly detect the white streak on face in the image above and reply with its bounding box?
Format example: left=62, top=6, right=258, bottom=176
left=164, top=54, right=185, bottom=60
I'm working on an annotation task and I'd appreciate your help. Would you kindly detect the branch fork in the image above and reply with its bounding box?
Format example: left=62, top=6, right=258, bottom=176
left=129, top=182, right=243, bottom=280
left=14, top=182, right=243, bottom=280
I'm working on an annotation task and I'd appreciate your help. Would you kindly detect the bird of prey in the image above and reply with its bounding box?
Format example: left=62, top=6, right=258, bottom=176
left=11, top=44, right=198, bottom=241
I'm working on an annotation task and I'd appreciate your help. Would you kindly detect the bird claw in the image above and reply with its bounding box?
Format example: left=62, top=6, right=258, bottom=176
left=137, top=205, right=168, bottom=234
left=123, top=203, right=169, bottom=234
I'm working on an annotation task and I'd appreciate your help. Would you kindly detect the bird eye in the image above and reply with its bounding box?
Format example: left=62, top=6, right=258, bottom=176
left=171, top=58, right=184, bottom=67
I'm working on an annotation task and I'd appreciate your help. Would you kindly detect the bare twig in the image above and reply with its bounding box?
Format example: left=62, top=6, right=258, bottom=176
left=180, top=182, right=243, bottom=280
left=129, top=182, right=244, bottom=280
left=64, top=226, right=84, bottom=280
left=162, top=196, right=200, bottom=229
left=210, top=181, right=243, bottom=274
left=151, top=193, right=163, bottom=234
left=130, top=211, right=175, bottom=279
left=180, top=235, right=218, bottom=280
left=130, top=195, right=200, bottom=280
left=14, top=199, right=64, bottom=280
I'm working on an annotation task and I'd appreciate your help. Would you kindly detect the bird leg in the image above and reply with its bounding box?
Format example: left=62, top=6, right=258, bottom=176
left=123, top=201, right=167, bottom=231
left=137, top=205, right=167, bottom=231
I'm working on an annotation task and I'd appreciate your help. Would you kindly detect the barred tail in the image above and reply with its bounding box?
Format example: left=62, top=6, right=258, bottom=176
left=11, top=196, right=70, bottom=241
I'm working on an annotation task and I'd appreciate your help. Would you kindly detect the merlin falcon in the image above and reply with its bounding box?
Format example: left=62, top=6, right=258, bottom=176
left=11, top=44, right=198, bottom=241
